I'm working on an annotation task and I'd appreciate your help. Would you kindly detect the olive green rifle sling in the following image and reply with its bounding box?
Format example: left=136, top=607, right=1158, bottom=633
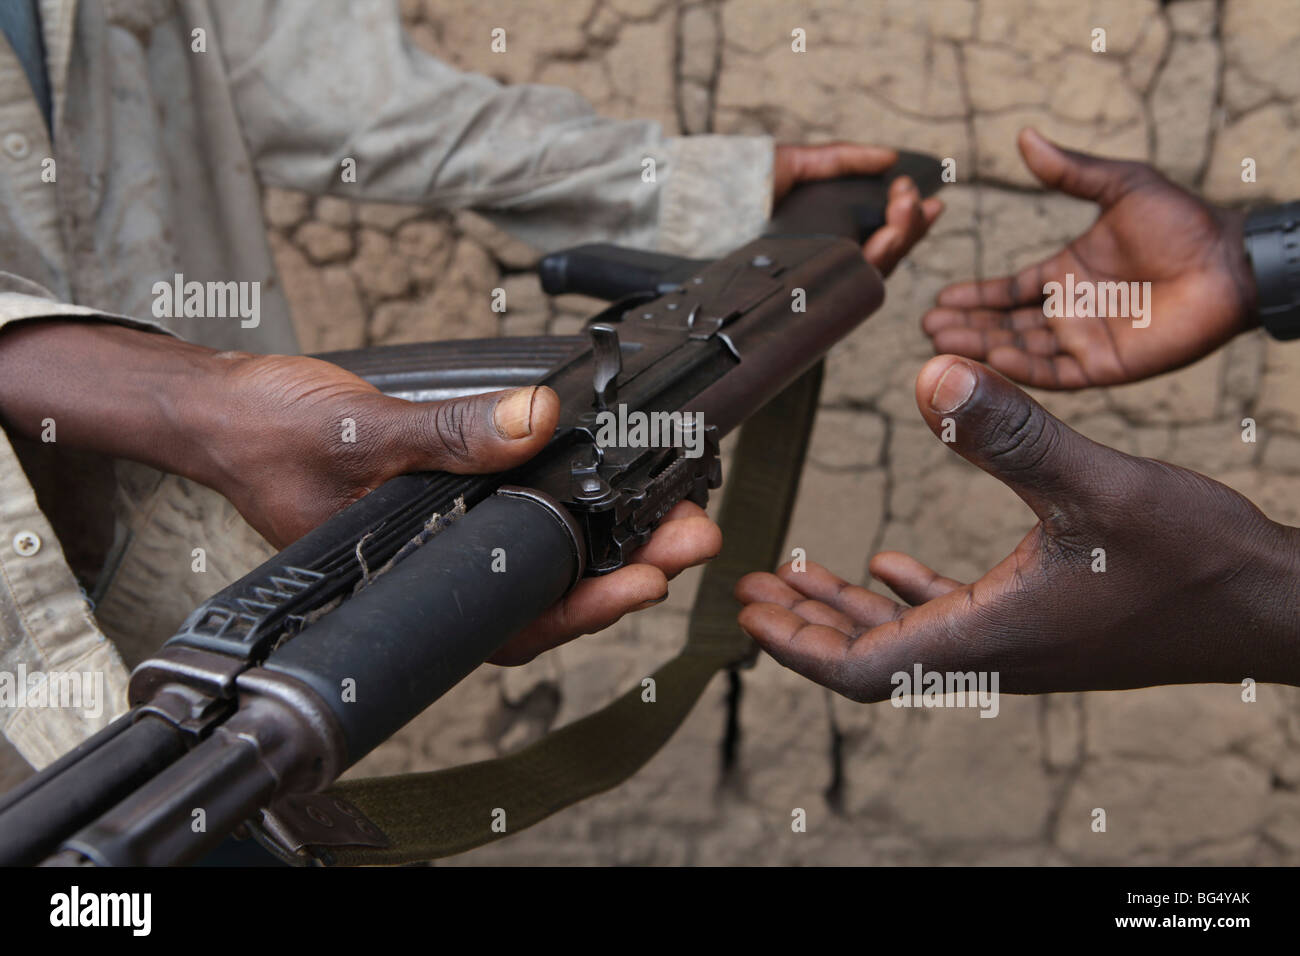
left=322, top=362, right=823, bottom=865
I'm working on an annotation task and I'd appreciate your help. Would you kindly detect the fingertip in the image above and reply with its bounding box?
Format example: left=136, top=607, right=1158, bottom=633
left=921, top=307, right=961, bottom=334
left=866, top=549, right=920, bottom=587
left=580, top=563, right=667, bottom=619
left=880, top=225, right=911, bottom=275
left=628, top=514, right=720, bottom=577
left=737, top=601, right=774, bottom=638
left=985, top=344, right=1023, bottom=368
left=776, top=559, right=816, bottom=583
left=889, top=174, right=917, bottom=199
left=490, top=385, right=561, bottom=443
left=529, top=385, right=561, bottom=437
left=935, top=329, right=982, bottom=361
left=671, top=514, right=723, bottom=562
left=594, top=559, right=667, bottom=600
left=862, top=225, right=898, bottom=271
left=1018, top=126, right=1050, bottom=156
left=857, top=143, right=899, bottom=171
left=637, top=588, right=670, bottom=610
left=735, top=570, right=771, bottom=603
left=985, top=345, right=1038, bottom=386
left=776, top=559, right=847, bottom=598
left=867, top=550, right=908, bottom=578
left=929, top=328, right=986, bottom=359
left=890, top=190, right=918, bottom=221
left=915, top=354, right=978, bottom=416
left=661, top=499, right=709, bottom=522
left=738, top=599, right=806, bottom=641
left=1017, top=126, right=1066, bottom=187
left=935, top=282, right=976, bottom=308
left=630, top=561, right=670, bottom=599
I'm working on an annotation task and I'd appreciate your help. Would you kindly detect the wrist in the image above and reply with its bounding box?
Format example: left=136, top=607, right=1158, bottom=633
left=1217, top=206, right=1261, bottom=335
left=170, top=348, right=265, bottom=496
left=0, top=319, right=242, bottom=487
left=1237, top=519, right=1300, bottom=687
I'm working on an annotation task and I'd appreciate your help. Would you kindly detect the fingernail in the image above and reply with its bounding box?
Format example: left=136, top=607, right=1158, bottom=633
left=494, top=387, right=537, bottom=440
left=636, top=594, right=669, bottom=610
left=929, top=362, right=977, bottom=413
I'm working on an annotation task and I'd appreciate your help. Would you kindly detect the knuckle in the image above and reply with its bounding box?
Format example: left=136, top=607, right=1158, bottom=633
left=335, top=405, right=394, bottom=477
left=1108, top=160, right=1159, bottom=203
left=1139, top=460, right=1257, bottom=534
left=1119, top=159, right=1159, bottom=187
left=428, top=399, right=477, bottom=466
left=984, top=400, right=1061, bottom=477
left=539, top=598, right=575, bottom=642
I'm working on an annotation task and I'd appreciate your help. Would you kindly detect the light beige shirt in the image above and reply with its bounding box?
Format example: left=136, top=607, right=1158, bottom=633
left=0, top=0, right=773, bottom=770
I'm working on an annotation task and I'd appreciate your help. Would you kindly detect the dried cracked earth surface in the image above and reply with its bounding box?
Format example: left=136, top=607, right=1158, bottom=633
left=264, top=0, right=1300, bottom=864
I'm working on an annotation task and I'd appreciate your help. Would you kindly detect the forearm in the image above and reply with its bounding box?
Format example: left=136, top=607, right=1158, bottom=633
left=0, top=320, right=230, bottom=484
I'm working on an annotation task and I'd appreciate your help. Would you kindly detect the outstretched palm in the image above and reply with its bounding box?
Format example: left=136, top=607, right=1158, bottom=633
left=922, top=128, right=1257, bottom=389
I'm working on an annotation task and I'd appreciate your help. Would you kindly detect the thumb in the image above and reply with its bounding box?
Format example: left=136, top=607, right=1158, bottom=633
left=379, top=385, right=560, bottom=475
left=1017, top=127, right=1146, bottom=208
left=915, top=355, right=1116, bottom=523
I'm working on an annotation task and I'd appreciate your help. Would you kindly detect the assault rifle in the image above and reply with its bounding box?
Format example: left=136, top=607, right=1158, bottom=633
left=0, top=154, right=943, bottom=866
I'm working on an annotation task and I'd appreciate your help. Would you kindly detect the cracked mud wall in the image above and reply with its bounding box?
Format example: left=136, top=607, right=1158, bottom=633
left=268, top=0, right=1300, bottom=864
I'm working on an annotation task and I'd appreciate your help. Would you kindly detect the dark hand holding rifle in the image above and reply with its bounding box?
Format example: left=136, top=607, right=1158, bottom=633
left=0, top=147, right=945, bottom=865
left=774, top=142, right=944, bottom=276
left=0, top=139, right=936, bottom=667
left=0, top=322, right=718, bottom=665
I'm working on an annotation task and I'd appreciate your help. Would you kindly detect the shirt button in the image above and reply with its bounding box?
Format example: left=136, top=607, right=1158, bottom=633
left=3, top=133, right=30, bottom=159
left=12, top=531, right=41, bottom=557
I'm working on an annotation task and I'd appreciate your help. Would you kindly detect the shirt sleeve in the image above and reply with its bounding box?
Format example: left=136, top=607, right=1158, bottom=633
left=208, top=0, right=774, bottom=258
left=0, top=275, right=135, bottom=770
left=0, top=272, right=173, bottom=332
left=0, top=269, right=178, bottom=770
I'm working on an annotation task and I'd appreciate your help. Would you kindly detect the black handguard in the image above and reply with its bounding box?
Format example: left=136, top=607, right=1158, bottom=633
left=0, top=153, right=943, bottom=866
